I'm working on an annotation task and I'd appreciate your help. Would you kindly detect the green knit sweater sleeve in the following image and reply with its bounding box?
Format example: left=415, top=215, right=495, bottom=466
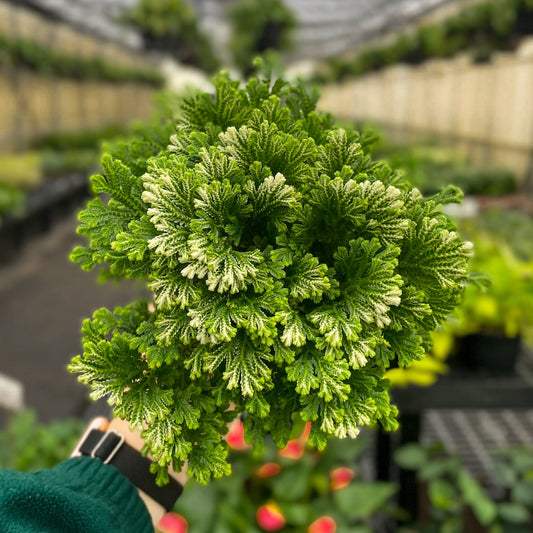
left=0, top=456, right=153, bottom=533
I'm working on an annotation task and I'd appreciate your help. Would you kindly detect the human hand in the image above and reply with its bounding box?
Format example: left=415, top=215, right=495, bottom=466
left=72, top=417, right=188, bottom=528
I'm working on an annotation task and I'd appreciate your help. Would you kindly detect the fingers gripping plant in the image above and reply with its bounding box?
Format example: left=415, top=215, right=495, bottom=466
left=70, top=68, right=472, bottom=484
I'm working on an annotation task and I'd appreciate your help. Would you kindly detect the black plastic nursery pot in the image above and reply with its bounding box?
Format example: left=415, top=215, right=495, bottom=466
left=256, top=22, right=285, bottom=52
left=453, top=333, right=521, bottom=375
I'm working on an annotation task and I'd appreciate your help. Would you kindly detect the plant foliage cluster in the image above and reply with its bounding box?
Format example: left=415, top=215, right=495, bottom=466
left=322, top=0, right=533, bottom=82
left=0, top=33, right=164, bottom=87
left=70, top=67, right=472, bottom=484
left=374, top=142, right=517, bottom=197
left=447, top=214, right=533, bottom=343
left=174, top=420, right=397, bottom=532
left=229, top=0, right=296, bottom=74
left=122, top=0, right=219, bottom=73
left=175, top=428, right=533, bottom=533
left=0, top=182, right=25, bottom=226
left=396, top=442, right=533, bottom=533
left=0, top=410, right=83, bottom=472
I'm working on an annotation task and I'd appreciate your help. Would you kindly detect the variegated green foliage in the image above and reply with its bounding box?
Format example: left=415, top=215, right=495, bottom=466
left=70, top=70, right=472, bottom=484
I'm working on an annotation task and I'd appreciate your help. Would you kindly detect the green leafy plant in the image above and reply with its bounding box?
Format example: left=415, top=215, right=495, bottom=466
left=229, top=0, right=296, bottom=73
left=384, top=330, right=451, bottom=388
left=172, top=418, right=397, bottom=532
left=323, top=0, right=533, bottom=82
left=448, top=227, right=533, bottom=343
left=471, top=209, right=533, bottom=262
left=0, top=182, right=25, bottom=225
left=492, top=447, right=533, bottom=531
left=374, top=142, right=517, bottom=197
left=69, top=65, right=471, bottom=484
left=405, top=212, right=533, bottom=373
left=122, top=0, right=219, bottom=73
left=395, top=442, right=533, bottom=533
left=172, top=430, right=533, bottom=532
left=0, top=410, right=84, bottom=472
left=0, top=32, right=164, bottom=86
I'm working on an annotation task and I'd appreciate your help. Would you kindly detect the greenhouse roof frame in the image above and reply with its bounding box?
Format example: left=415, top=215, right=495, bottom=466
left=17, top=0, right=460, bottom=58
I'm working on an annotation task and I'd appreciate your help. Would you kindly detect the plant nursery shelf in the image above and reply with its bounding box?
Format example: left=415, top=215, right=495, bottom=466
left=377, top=352, right=533, bottom=521
left=391, top=371, right=533, bottom=413
left=0, top=173, right=89, bottom=264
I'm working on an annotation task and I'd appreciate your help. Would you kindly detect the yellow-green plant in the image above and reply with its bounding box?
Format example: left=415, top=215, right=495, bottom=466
left=450, top=234, right=533, bottom=342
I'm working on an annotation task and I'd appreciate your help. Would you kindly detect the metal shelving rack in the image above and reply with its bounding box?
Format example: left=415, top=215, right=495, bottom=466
left=376, top=348, right=533, bottom=520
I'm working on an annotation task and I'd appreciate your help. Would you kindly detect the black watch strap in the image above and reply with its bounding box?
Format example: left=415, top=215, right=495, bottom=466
left=78, top=429, right=183, bottom=511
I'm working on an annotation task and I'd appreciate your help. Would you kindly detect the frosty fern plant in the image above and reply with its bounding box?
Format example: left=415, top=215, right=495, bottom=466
left=70, top=69, right=472, bottom=484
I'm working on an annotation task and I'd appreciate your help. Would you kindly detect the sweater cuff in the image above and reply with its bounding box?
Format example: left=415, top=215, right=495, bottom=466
left=0, top=456, right=153, bottom=533
left=44, top=456, right=153, bottom=529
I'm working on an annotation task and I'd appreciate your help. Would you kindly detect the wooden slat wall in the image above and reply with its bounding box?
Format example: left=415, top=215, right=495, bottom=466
left=0, top=72, right=154, bottom=150
left=318, top=39, right=533, bottom=183
left=0, top=1, right=157, bottom=150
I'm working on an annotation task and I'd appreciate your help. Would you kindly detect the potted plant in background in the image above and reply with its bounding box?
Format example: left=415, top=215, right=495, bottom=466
left=229, top=0, right=296, bottom=75
left=0, top=410, right=83, bottom=472
left=122, top=0, right=220, bottom=73
left=445, top=227, right=533, bottom=375
left=169, top=419, right=399, bottom=532
left=395, top=442, right=533, bottom=532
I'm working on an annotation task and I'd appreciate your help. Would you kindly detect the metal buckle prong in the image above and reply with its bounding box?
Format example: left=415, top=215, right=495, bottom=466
left=90, top=430, right=125, bottom=464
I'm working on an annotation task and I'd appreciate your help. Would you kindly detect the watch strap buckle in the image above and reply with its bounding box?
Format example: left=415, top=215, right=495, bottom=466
left=75, top=427, right=183, bottom=511
left=90, top=430, right=125, bottom=464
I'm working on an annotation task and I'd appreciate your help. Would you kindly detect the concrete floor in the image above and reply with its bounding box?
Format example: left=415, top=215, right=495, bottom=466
left=0, top=210, right=147, bottom=428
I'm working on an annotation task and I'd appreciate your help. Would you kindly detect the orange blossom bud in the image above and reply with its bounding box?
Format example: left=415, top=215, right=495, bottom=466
left=308, top=516, right=337, bottom=533
left=256, top=502, right=286, bottom=531
left=157, top=513, right=188, bottom=533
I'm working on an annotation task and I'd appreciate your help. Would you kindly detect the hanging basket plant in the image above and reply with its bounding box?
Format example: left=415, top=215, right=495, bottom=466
left=122, top=0, right=219, bottom=73
left=229, top=0, right=296, bottom=74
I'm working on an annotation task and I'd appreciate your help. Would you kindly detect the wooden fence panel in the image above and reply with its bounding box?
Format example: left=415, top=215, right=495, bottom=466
left=22, top=77, right=56, bottom=139
left=0, top=72, right=154, bottom=151
left=319, top=39, right=533, bottom=183
left=0, top=73, right=16, bottom=146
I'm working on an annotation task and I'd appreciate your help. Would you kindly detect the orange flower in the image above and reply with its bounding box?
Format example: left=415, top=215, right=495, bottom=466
left=279, top=439, right=304, bottom=460
left=300, top=421, right=311, bottom=443
left=329, top=466, right=355, bottom=490
left=308, top=516, right=337, bottom=533
left=225, top=418, right=250, bottom=450
left=157, top=513, right=188, bottom=533
left=256, top=502, right=286, bottom=531
left=255, top=462, right=282, bottom=478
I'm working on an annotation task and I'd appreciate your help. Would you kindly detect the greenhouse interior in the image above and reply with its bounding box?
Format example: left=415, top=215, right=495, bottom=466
left=1, top=0, right=533, bottom=531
